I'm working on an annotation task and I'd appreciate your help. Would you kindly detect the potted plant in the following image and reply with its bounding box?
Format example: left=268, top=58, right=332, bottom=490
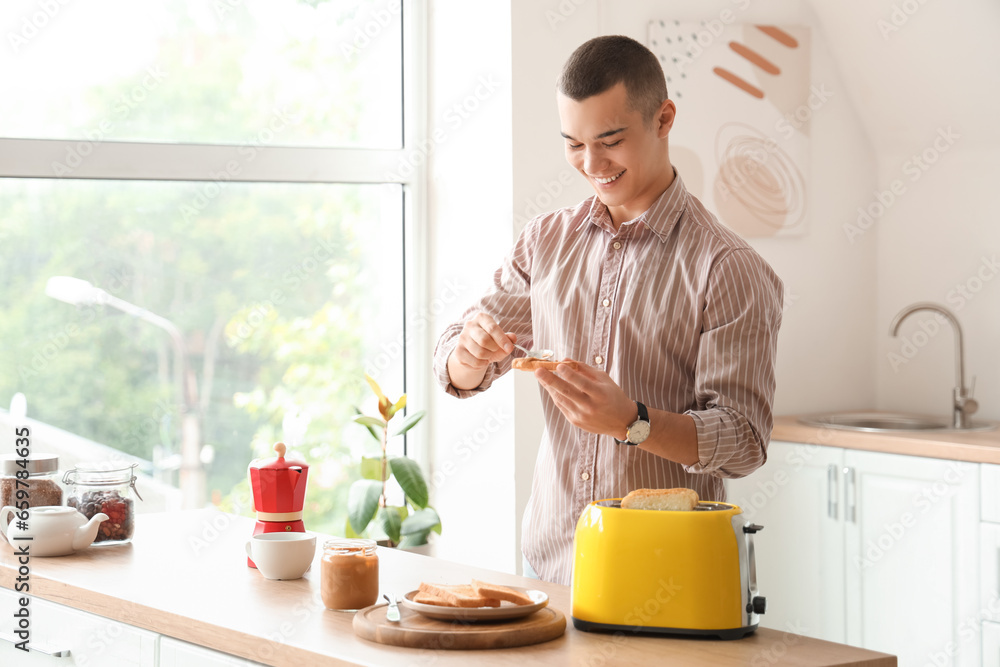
left=346, top=374, right=441, bottom=548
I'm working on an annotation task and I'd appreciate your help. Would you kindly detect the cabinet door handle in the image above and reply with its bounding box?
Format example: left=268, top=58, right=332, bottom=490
left=827, top=464, right=839, bottom=519
left=844, top=466, right=856, bottom=523
left=0, top=632, right=71, bottom=657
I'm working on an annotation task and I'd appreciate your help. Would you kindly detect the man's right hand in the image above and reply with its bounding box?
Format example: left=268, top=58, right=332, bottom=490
left=446, top=312, right=517, bottom=391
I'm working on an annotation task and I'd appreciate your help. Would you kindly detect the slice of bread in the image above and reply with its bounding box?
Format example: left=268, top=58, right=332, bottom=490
left=413, top=590, right=452, bottom=606
left=620, top=487, right=700, bottom=511
left=470, top=579, right=534, bottom=606
left=512, top=357, right=578, bottom=372
left=417, top=582, right=501, bottom=607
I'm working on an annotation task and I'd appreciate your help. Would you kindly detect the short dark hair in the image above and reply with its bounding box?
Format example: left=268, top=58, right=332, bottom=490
left=557, top=35, right=668, bottom=123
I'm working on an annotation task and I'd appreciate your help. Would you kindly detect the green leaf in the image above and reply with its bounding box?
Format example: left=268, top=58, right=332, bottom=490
left=344, top=517, right=361, bottom=539
left=347, top=479, right=382, bottom=535
left=378, top=506, right=402, bottom=544
left=353, top=406, right=380, bottom=442
left=391, top=409, right=425, bottom=438
left=354, top=414, right=387, bottom=430
left=360, top=456, right=383, bottom=481
left=398, top=530, right=430, bottom=547
left=401, top=507, right=440, bottom=535
left=386, top=394, right=407, bottom=420
left=390, top=456, right=428, bottom=508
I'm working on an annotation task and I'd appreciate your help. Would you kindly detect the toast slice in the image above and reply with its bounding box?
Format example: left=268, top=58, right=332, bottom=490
left=621, top=487, right=699, bottom=511
left=512, top=357, right=578, bottom=372
left=470, top=579, right=534, bottom=606
left=417, top=582, right=501, bottom=607
left=412, top=590, right=452, bottom=606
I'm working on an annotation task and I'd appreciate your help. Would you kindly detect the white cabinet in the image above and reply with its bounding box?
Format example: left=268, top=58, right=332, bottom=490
left=727, top=441, right=980, bottom=666
left=726, top=441, right=845, bottom=642
left=0, top=587, right=157, bottom=665
left=160, top=636, right=267, bottom=666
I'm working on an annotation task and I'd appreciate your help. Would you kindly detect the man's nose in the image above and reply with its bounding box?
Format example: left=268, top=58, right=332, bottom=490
left=583, top=148, right=606, bottom=174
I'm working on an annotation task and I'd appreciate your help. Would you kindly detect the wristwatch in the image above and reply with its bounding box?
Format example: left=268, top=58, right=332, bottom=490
left=615, top=401, right=650, bottom=446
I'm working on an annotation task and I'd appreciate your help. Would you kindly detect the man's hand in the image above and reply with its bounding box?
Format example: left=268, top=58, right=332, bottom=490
left=535, top=363, right=636, bottom=439
left=447, top=312, right=516, bottom=390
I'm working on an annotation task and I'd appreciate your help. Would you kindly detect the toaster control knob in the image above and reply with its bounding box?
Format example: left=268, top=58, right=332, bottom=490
left=743, top=523, right=764, bottom=534
left=751, top=596, right=767, bottom=615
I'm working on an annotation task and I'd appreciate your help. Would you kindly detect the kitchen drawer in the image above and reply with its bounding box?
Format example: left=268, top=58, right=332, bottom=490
left=0, top=587, right=157, bottom=666
left=160, top=635, right=267, bottom=667
left=983, top=465, right=1000, bottom=523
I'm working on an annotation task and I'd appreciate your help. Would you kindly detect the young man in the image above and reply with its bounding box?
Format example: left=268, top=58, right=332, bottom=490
left=432, top=35, right=783, bottom=584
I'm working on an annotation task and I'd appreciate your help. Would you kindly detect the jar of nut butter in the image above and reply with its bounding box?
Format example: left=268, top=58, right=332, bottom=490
left=321, top=538, right=379, bottom=611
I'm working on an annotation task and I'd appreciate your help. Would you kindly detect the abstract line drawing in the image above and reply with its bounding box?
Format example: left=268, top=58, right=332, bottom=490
left=649, top=20, right=811, bottom=237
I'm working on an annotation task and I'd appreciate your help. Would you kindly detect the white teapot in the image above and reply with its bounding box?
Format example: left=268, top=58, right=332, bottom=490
left=0, top=506, right=109, bottom=557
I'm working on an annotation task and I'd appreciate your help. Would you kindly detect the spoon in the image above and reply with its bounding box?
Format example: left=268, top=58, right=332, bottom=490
left=513, top=343, right=554, bottom=360
left=384, top=593, right=400, bottom=622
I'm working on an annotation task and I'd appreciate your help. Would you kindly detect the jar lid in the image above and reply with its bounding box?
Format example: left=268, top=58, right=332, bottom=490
left=1, top=453, right=58, bottom=475
left=323, top=538, right=377, bottom=555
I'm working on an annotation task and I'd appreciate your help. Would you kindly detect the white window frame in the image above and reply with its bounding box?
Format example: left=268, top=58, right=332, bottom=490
left=0, top=1, right=431, bottom=461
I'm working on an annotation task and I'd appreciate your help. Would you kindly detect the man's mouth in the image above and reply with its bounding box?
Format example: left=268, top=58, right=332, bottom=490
left=591, top=170, right=625, bottom=185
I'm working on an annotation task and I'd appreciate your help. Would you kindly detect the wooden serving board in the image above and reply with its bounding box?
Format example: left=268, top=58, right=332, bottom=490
left=352, top=604, right=566, bottom=650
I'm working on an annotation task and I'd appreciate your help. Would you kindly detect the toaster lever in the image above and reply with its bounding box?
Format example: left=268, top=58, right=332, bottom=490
left=743, top=523, right=764, bottom=534
left=752, top=596, right=767, bottom=615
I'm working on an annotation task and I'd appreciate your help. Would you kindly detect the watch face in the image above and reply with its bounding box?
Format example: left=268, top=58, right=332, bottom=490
left=628, top=420, right=651, bottom=444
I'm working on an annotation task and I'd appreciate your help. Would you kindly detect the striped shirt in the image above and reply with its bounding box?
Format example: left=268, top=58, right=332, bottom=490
left=433, top=172, right=783, bottom=584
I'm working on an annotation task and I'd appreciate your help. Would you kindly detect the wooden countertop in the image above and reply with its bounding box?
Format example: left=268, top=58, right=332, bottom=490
left=774, top=414, right=1000, bottom=464
left=0, top=509, right=895, bottom=667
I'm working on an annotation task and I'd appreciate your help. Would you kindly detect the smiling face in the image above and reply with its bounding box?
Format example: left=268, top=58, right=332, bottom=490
left=558, top=82, right=676, bottom=227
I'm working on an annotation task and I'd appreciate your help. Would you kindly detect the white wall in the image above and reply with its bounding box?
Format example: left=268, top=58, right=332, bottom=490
left=424, top=0, right=1000, bottom=573
left=805, top=0, right=1000, bottom=420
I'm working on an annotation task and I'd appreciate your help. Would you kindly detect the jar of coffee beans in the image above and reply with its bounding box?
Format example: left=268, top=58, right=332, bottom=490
left=1, top=453, right=63, bottom=509
left=64, top=463, right=143, bottom=546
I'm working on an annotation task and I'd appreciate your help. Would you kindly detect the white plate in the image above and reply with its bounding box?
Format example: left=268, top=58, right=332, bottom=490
left=399, top=586, right=548, bottom=622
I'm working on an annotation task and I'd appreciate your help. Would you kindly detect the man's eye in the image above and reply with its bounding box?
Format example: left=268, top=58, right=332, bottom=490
left=603, top=140, right=623, bottom=148
left=568, top=143, right=584, bottom=150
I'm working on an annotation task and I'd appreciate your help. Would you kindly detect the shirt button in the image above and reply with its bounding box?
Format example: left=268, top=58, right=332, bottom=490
left=581, top=472, right=590, bottom=481
left=602, top=298, right=611, bottom=307
left=594, top=355, right=604, bottom=364
left=613, top=241, right=622, bottom=250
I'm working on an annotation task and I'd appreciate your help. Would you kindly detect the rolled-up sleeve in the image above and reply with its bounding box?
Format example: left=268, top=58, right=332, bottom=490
left=432, top=219, right=538, bottom=398
left=684, top=248, right=783, bottom=478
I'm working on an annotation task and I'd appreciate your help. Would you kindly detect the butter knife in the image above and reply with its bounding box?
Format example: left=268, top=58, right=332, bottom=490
left=383, top=593, right=400, bottom=622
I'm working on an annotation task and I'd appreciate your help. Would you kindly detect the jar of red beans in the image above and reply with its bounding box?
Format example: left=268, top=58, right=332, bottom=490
left=63, top=463, right=143, bottom=546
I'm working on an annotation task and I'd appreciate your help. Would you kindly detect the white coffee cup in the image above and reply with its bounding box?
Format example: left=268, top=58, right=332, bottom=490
left=246, top=532, right=317, bottom=580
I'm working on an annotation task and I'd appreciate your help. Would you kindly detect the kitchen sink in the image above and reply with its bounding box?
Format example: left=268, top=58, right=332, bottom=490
left=797, top=411, right=998, bottom=433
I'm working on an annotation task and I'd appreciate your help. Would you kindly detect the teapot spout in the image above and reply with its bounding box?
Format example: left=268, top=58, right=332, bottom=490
left=73, top=512, right=109, bottom=551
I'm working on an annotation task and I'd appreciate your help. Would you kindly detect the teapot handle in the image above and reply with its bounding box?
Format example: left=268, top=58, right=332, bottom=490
left=0, top=506, right=16, bottom=541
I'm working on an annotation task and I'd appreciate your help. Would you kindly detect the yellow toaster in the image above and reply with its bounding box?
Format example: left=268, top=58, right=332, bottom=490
left=570, top=499, right=766, bottom=640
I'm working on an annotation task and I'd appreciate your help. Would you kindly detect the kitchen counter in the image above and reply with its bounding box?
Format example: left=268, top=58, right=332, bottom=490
left=774, top=414, right=1000, bottom=464
left=0, top=509, right=895, bottom=666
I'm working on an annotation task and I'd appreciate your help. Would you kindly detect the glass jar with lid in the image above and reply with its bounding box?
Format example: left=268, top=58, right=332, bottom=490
left=0, top=453, right=63, bottom=509
left=321, top=538, right=379, bottom=611
left=63, top=463, right=143, bottom=546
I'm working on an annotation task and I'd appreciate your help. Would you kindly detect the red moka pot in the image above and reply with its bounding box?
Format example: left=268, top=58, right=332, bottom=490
left=247, top=442, right=309, bottom=568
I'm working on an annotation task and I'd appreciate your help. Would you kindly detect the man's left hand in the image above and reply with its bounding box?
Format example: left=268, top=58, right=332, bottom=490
left=535, top=363, right=636, bottom=439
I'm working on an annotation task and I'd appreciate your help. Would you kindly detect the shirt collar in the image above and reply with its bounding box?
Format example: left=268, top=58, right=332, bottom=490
left=576, top=168, right=688, bottom=242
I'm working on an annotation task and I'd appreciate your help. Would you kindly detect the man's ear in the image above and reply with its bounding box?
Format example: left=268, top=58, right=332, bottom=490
left=656, top=99, right=676, bottom=138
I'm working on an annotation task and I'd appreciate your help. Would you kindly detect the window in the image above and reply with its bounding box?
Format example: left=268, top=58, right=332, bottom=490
left=0, top=0, right=424, bottom=537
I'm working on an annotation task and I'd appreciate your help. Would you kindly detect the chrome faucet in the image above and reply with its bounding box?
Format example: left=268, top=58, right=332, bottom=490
left=889, top=302, right=978, bottom=429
